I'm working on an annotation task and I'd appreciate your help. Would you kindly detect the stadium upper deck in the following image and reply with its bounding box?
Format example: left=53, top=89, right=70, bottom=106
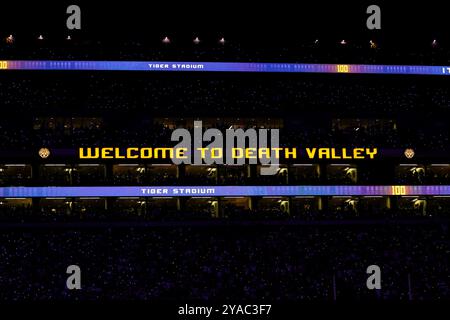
left=0, top=41, right=449, bottom=219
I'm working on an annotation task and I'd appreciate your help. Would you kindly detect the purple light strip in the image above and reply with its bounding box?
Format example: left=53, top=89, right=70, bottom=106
left=1, top=60, right=450, bottom=75
left=1, top=185, right=450, bottom=198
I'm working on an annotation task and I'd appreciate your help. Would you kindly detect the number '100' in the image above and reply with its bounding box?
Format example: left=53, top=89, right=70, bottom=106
left=391, top=185, right=406, bottom=195
left=337, top=65, right=349, bottom=73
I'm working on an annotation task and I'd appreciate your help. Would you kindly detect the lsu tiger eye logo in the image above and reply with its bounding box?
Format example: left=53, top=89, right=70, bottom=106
left=39, top=148, right=51, bottom=159
left=404, top=148, right=415, bottom=159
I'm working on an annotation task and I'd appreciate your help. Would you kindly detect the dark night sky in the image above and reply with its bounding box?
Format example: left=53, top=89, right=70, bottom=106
left=0, top=2, right=448, bottom=43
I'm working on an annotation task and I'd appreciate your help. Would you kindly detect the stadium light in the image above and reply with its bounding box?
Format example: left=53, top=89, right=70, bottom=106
left=162, top=36, right=170, bottom=44
left=6, top=34, right=14, bottom=44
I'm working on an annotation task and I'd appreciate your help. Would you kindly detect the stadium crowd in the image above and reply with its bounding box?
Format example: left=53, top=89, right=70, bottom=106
left=1, top=73, right=450, bottom=116
left=0, top=199, right=448, bottom=222
left=0, top=124, right=449, bottom=151
left=1, top=72, right=450, bottom=152
left=0, top=225, right=448, bottom=301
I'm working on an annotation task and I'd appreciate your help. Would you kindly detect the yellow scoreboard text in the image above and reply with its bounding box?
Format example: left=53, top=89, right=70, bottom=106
left=391, top=185, right=407, bottom=195
left=336, top=64, right=349, bottom=73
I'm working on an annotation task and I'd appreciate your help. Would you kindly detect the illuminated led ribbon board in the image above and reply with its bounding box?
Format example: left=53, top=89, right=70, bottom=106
left=1, top=186, right=450, bottom=198
left=1, top=60, right=450, bottom=75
